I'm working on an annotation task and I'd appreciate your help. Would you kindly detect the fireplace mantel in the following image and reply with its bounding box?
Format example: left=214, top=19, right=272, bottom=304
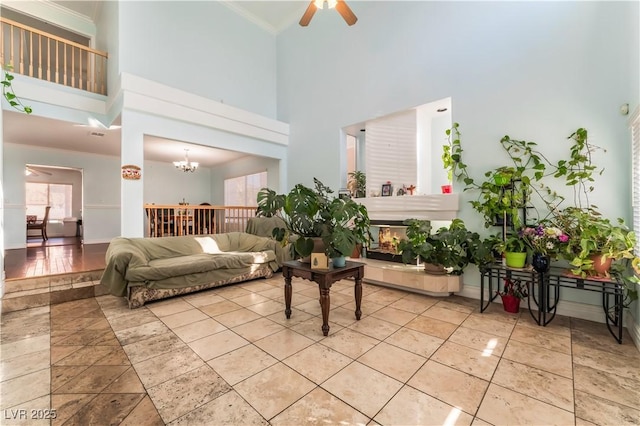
left=357, top=194, right=459, bottom=221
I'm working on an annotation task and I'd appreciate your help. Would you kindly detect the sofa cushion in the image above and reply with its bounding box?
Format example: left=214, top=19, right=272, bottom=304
left=125, top=251, right=276, bottom=282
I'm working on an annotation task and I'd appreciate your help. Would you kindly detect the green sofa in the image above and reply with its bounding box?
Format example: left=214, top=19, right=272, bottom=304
left=101, top=232, right=290, bottom=308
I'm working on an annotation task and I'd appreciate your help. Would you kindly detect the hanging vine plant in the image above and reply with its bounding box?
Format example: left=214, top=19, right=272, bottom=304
left=2, top=66, right=32, bottom=114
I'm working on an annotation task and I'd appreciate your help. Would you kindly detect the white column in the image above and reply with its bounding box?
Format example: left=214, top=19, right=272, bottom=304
left=120, top=110, right=145, bottom=237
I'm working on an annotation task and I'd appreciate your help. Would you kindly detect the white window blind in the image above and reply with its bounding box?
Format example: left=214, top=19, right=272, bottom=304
left=632, top=107, right=640, bottom=255
left=224, top=171, right=267, bottom=206
left=26, top=182, right=72, bottom=220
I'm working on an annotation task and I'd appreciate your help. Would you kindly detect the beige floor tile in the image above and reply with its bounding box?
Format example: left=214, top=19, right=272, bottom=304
left=114, top=320, right=170, bottom=346
left=271, top=387, right=369, bottom=426
left=574, top=363, right=640, bottom=410
left=509, top=324, right=571, bottom=354
left=517, top=313, right=572, bottom=337
left=169, top=390, right=267, bottom=425
left=283, top=343, right=352, bottom=384
left=240, top=281, right=279, bottom=293
left=323, top=306, right=359, bottom=327
left=319, top=328, right=379, bottom=359
left=358, top=342, right=425, bottom=382
left=460, top=313, right=515, bottom=338
left=374, top=385, right=473, bottom=426
left=215, top=285, right=252, bottom=299
left=51, top=345, right=83, bottom=365
left=241, top=299, right=285, bottom=316
left=571, top=327, right=639, bottom=358
left=388, top=296, right=436, bottom=314
left=348, top=315, right=401, bottom=340
left=370, top=306, right=417, bottom=326
left=431, top=341, right=499, bottom=381
left=160, top=308, right=209, bottom=329
left=448, top=326, right=507, bottom=357
left=105, top=309, right=158, bottom=332
left=290, top=293, right=315, bottom=307
left=405, top=315, right=458, bottom=340
left=134, top=345, right=205, bottom=388
left=408, top=360, right=489, bottom=415
left=258, top=286, right=287, bottom=300
left=476, top=384, right=574, bottom=426
left=295, top=299, right=323, bottom=316
left=0, top=368, right=50, bottom=410
left=53, top=345, right=117, bottom=367
left=229, top=292, right=271, bottom=307
left=214, top=308, right=262, bottom=328
left=422, top=305, right=470, bottom=325
left=182, top=292, right=225, bottom=308
left=147, top=364, right=232, bottom=423
left=434, top=300, right=476, bottom=314
left=234, top=363, right=316, bottom=420
left=172, top=318, right=227, bottom=342
left=146, top=298, right=194, bottom=317
left=502, top=339, right=573, bottom=379
left=321, top=362, right=402, bottom=418
left=0, top=334, right=49, bottom=361
left=342, top=299, right=386, bottom=317
left=471, top=418, right=493, bottom=426
left=574, top=418, right=598, bottom=426
left=266, top=307, right=315, bottom=327
left=52, top=365, right=90, bottom=392
left=573, top=343, right=640, bottom=381
left=492, top=359, right=574, bottom=412
left=95, top=346, right=131, bottom=366
left=199, top=300, right=243, bottom=317
left=575, top=390, right=640, bottom=426
left=384, top=327, right=444, bottom=358
left=232, top=317, right=287, bottom=342
left=0, top=349, right=50, bottom=381
left=254, top=329, right=315, bottom=360
left=123, top=333, right=187, bottom=364
left=362, top=289, right=405, bottom=305
left=208, top=344, right=278, bottom=385
left=120, top=395, right=164, bottom=426
left=290, top=317, right=344, bottom=340
left=325, top=291, right=356, bottom=308
left=188, top=330, right=249, bottom=361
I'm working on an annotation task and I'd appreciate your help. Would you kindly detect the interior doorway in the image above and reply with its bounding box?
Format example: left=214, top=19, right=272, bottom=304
left=25, top=164, right=83, bottom=246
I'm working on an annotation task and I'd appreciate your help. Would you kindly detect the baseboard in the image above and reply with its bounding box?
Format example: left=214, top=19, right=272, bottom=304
left=82, top=238, right=113, bottom=245
left=626, top=313, right=640, bottom=351
left=457, top=284, right=617, bottom=325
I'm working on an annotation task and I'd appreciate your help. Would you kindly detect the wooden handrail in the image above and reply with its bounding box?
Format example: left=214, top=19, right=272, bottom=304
left=144, top=204, right=257, bottom=237
left=1, top=16, right=108, bottom=95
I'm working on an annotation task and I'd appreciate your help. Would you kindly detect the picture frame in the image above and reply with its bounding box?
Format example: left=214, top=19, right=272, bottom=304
left=311, top=253, right=329, bottom=269
left=381, top=183, right=392, bottom=197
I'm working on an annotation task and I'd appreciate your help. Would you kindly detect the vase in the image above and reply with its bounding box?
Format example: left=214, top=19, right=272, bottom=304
left=504, top=252, right=527, bottom=268
left=590, top=253, right=612, bottom=276
left=531, top=253, right=550, bottom=273
left=501, top=294, right=520, bottom=313
left=332, top=256, right=346, bottom=268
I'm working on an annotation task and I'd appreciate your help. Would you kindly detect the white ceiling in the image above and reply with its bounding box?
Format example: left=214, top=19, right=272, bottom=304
left=3, top=111, right=248, bottom=167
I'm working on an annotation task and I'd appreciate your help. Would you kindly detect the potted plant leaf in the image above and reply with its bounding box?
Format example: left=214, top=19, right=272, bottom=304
left=256, top=178, right=370, bottom=263
left=500, top=233, right=528, bottom=268
left=497, top=278, right=528, bottom=313
left=347, top=171, right=367, bottom=198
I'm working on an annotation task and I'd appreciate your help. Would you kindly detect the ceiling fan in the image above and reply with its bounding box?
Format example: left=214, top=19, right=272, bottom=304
left=299, top=0, right=357, bottom=27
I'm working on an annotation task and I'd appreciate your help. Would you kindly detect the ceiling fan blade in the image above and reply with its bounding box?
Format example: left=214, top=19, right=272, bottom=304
left=299, top=1, right=317, bottom=26
left=335, top=0, right=357, bottom=26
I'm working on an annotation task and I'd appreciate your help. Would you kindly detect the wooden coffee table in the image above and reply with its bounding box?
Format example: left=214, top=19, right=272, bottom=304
left=282, top=260, right=364, bottom=336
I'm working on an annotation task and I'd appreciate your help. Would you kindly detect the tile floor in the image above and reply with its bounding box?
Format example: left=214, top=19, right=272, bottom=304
left=1, top=275, right=639, bottom=425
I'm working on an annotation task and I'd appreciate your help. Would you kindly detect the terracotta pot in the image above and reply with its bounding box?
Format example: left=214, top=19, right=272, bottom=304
left=351, top=243, right=362, bottom=259
left=590, top=253, right=612, bottom=276
left=424, top=262, right=447, bottom=275
left=505, top=252, right=527, bottom=268
left=501, top=294, right=521, bottom=313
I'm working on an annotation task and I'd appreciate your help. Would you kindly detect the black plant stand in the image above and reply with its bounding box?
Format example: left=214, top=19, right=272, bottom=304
left=480, top=263, right=624, bottom=343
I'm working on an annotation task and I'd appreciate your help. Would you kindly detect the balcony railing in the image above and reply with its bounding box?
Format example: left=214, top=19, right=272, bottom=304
left=1, top=17, right=108, bottom=95
left=144, top=205, right=257, bottom=238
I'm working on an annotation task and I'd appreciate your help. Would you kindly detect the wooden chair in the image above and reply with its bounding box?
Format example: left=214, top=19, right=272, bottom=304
left=198, top=203, right=214, bottom=234
left=27, top=206, right=51, bottom=240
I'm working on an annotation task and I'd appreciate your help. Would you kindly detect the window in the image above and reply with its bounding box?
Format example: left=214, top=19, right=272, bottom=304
left=224, top=172, right=267, bottom=206
left=26, top=183, right=72, bottom=220
left=346, top=134, right=357, bottom=181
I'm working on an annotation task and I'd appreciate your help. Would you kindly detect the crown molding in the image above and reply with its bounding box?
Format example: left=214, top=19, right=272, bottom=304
left=219, top=1, right=277, bottom=35
left=2, top=0, right=96, bottom=37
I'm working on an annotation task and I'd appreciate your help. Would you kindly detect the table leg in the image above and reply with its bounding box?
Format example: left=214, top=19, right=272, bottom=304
left=354, top=277, right=362, bottom=320
left=320, top=287, right=330, bottom=336
left=284, top=275, right=292, bottom=319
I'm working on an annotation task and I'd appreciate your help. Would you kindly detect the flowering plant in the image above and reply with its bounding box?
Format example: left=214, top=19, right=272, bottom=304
left=522, top=224, right=569, bottom=258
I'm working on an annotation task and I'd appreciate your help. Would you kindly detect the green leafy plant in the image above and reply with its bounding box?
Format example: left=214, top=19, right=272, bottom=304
left=498, top=278, right=528, bottom=299
left=256, top=178, right=370, bottom=259
left=397, top=218, right=488, bottom=275
left=500, top=233, right=528, bottom=254
left=347, top=170, right=367, bottom=198
left=2, top=65, right=32, bottom=114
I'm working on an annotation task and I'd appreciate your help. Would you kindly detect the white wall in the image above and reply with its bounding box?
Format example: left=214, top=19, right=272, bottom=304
left=95, top=0, right=119, bottom=102
left=144, top=160, right=213, bottom=205
left=277, top=2, right=639, bottom=304
left=118, top=1, right=277, bottom=119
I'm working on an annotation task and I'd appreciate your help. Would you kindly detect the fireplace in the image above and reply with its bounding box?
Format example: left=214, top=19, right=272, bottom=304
left=366, top=220, right=412, bottom=264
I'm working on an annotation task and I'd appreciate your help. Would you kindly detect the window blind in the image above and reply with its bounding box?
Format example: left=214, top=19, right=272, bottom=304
left=631, top=107, right=640, bottom=255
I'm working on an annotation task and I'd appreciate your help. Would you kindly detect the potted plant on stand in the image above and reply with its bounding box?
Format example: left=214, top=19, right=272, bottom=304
left=347, top=171, right=367, bottom=199
left=501, top=233, right=528, bottom=269
left=498, top=278, right=528, bottom=313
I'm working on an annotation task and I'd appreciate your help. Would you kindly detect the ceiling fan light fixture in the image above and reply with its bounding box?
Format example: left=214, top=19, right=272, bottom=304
left=314, top=0, right=337, bottom=9
left=173, top=149, right=199, bottom=173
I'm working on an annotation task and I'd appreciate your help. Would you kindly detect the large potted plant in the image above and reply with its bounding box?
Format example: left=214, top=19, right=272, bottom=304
left=256, top=178, right=370, bottom=262
left=347, top=171, right=367, bottom=198
left=499, top=233, right=528, bottom=268
left=397, top=218, right=488, bottom=275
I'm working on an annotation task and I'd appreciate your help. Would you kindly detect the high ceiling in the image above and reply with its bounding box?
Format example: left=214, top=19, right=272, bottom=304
left=5, top=1, right=307, bottom=167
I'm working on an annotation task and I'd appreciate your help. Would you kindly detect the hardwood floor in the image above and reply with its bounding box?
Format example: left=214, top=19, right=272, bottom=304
left=4, top=238, right=108, bottom=281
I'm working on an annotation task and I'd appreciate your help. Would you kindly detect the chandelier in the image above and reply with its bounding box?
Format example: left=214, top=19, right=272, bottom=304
left=173, top=149, right=199, bottom=173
